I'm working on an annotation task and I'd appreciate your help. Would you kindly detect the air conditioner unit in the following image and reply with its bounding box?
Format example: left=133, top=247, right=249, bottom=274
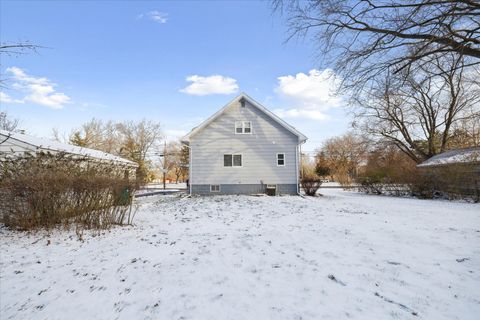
left=265, top=184, right=277, bottom=196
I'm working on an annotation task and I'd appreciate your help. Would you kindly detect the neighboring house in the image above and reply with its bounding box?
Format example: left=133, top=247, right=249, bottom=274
left=0, top=129, right=137, bottom=173
left=182, top=93, right=307, bottom=195
left=417, top=147, right=480, bottom=200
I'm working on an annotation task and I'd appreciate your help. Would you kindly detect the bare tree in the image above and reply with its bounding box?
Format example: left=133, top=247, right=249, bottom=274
left=69, top=119, right=122, bottom=154
left=274, top=0, right=480, bottom=92
left=0, top=111, right=21, bottom=132
left=316, top=132, right=367, bottom=185
left=70, top=118, right=163, bottom=183
left=357, top=55, right=480, bottom=162
left=448, top=111, right=480, bottom=148
left=0, top=41, right=42, bottom=56
left=117, top=120, right=162, bottom=162
left=1, top=41, right=43, bottom=87
left=165, top=141, right=189, bottom=184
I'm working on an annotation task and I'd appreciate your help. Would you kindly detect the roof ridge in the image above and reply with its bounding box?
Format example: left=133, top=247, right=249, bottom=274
left=182, top=93, right=307, bottom=143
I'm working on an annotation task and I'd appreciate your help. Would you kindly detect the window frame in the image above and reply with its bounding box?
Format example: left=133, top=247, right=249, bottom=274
left=223, top=153, right=243, bottom=167
left=210, top=184, right=220, bottom=192
left=234, top=121, right=252, bottom=135
left=277, top=153, right=285, bottom=166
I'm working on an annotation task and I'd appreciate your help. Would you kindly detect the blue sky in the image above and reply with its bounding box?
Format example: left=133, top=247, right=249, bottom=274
left=0, top=0, right=350, bottom=152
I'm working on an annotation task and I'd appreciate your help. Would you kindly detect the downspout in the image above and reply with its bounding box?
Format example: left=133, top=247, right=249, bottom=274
left=296, top=140, right=306, bottom=196
left=188, top=143, right=192, bottom=195
left=182, top=141, right=192, bottom=195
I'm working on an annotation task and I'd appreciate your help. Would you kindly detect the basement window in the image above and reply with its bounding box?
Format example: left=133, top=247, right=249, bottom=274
left=210, top=185, right=220, bottom=192
left=235, top=121, right=252, bottom=134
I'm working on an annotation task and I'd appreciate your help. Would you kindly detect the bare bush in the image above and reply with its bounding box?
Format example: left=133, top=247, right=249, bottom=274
left=301, top=174, right=322, bottom=196
left=358, top=146, right=430, bottom=197
left=0, top=152, right=138, bottom=235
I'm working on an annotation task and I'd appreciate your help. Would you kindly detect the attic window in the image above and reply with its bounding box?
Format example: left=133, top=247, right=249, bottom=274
left=239, top=97, right=246, bottom=108
left=235, top=121, right=252, bottom=134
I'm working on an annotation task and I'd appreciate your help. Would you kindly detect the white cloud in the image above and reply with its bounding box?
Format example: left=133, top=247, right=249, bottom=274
left=180, top=75, right=239, bottom=96
left=5, top=67, right=71, bottom=109
left=0, top=91, right=24, bottom=104
left=274, top=69, right=342, bottom=121
left=138, top=11, right=168, bottom=24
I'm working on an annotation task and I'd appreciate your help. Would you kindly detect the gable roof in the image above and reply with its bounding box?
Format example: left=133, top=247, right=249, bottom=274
left=182, top=93, right=308, bottom=144
left=417, top=147, right=480, bottom=167
left=0, top=129, right=138, bottom=166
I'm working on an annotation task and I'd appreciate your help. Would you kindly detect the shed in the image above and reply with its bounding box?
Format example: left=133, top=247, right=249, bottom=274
left=417, top=147, right=480, bottom=200
left=0, top=129, right=137, bottom=170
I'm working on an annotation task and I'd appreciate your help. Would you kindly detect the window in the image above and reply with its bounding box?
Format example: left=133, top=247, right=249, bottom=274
left=210, top=185, right=220, bottom=192
left=235, top=121, right=243, bottom=134
left=235, top=121, right=252, bottom=134
left=224, top=154, right=233, bottom=167
left=244, top=121, right=251, bottom=133
left=233, top=154, right=242, bottom=166
left=224, top=154, right=242, bottom=167
left=277, top=153, right=285, bottom=166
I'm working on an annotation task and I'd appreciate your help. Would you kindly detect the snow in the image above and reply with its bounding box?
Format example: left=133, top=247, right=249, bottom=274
left=1, top=189, right=479, bottom=320
left=417, top=147, right=480, bottom=167
left=0, top=129, right=136, bottom=166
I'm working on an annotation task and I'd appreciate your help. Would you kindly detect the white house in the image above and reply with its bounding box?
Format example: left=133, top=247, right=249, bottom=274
left=182, top=93, right=307, bottom=195
left=0, top=129, right=137, bottom=169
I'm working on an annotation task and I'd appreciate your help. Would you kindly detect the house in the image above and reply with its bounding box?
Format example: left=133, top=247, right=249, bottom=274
left=0, top=129, right=138, bottom=173
left=182, top=93, right=307, bottom=195
left=417, top=147, right=480, bottom=200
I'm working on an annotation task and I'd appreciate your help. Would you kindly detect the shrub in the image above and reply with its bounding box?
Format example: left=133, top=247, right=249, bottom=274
left=357, top=175, right=412, bottom=196
left=357, top=146, right=420, bottom=196
left=315, top=164, right=331, bottom=178
left=357, top=147, right=479, bottom=201
left=301, top=174, right=322, bottom=196
left=0, top=152, right=138, bottom=235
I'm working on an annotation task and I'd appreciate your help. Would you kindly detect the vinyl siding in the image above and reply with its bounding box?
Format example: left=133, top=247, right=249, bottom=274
left=190, top=99, right=299, bottom=185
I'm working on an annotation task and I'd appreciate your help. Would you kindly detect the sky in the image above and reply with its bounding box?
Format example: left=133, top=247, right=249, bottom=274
left=0, top=0, right=351, bottom=152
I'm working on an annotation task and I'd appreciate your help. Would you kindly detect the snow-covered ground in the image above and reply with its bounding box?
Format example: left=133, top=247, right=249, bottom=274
left=1, top=189, right=479, bottom=320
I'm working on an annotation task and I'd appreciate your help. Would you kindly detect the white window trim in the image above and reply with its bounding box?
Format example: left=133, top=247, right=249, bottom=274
left=277, top=153, right=285, bottom=166
left=234, top=121, right=252, bottom=134
left=224, top=153, right=243, bottom=167
left=235, top=121, right=243, bottom=134
left=210, top=184, right=220, bottom=192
